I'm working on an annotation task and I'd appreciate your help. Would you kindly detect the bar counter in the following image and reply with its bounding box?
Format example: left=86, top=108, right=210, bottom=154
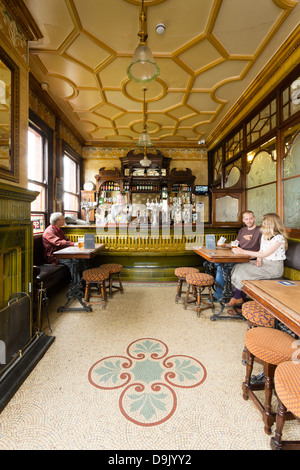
left=62, top=224, right=239, bottom=281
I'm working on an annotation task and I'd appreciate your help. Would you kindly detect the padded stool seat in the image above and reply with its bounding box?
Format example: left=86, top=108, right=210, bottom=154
left=241, top=301, right=275, bottom=366
left=83, top=267, right=109, bottom=283
left=82, top=267, right=109, bottom=309
left=242, top=301, right=275, bottom=328
left=243, top=327, right=295, bottom=434
left=174, top=267, right=199, bottom=303
left=245, top=327, right=295, bottom=364
left=100, top=263, right=123, bottom=298
left=184, top=272, right=215, bottom=317
left=101, top=263, right=123, bottom=274
left=175, top=267, right=200, bottom=278
left=271, top=361, right=300, bottom=450
left=185, top=272, right=214, bottom=287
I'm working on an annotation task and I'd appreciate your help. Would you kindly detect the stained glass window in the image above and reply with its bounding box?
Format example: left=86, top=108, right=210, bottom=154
left=282, top=77, right=300, bottom=122
left=225, top=129, right=243, bottom=161
left=213, top=147, right=222, bottom=181
left=246, top=99, right=276, bottom=146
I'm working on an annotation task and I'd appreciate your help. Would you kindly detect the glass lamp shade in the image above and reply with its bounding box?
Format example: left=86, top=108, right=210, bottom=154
left=137, top=129, right=153, bottom=147
left=127, top=44, right=160, bottom=83
left=140, top=155, right=151, bottom=167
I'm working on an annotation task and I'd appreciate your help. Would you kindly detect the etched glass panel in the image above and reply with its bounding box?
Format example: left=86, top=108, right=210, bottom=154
left=215, top=195, right=239, bottom=222
left=225, top=165, right=241, bottom=188
left=247, top=150, right=276, bottom=188
left=283, top=177, right=300, bottom=229
left=246, top=183, right=276, bottom=225
left=283, top=131, right=300, bottom=178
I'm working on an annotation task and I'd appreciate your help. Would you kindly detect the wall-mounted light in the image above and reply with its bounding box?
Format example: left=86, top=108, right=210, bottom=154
left=247, top=151, right=255, bottom=163
left=41, top=82, right=49, bottom=92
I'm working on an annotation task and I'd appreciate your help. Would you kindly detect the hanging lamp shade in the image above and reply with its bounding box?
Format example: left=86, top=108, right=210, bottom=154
left=127, top=0, right=159, bottom=84
left=127, top=43, right=159, bottom=83
left=137, top=128, right=153, bottom=147
left=140, top=152, right=151, bottom=167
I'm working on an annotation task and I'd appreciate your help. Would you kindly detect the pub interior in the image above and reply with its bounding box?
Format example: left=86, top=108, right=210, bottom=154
left=0, top=0, right=300, bottom=451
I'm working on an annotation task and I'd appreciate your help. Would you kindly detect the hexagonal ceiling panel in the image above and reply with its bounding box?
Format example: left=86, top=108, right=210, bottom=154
left=25, top=0, right=300, bottom=147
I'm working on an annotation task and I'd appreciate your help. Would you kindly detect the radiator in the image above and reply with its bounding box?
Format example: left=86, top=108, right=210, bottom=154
left=0, top=246, right=22, bottom=308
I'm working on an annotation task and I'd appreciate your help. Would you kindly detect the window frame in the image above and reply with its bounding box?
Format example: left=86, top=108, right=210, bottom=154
left=27, top=120, right=49, bottom=233
left=62, top=144, right=81, bottom=218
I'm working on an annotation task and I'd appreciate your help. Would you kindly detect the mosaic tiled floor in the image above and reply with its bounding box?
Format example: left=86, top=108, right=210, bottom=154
left=0, top=283, right=299, bottom=450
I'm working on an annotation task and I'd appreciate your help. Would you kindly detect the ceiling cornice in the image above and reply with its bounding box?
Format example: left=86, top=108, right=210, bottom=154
left=2, top=0, right=43, bottom=41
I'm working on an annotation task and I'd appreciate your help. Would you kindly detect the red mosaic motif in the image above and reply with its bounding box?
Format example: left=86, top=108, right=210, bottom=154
left=88, top=338, right=207, bottom=426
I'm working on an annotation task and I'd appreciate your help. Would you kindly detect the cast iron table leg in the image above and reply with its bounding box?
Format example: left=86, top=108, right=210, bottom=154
left=57, top=268, right=92, bottom=313
left=210, top=262, right=244, bottom=321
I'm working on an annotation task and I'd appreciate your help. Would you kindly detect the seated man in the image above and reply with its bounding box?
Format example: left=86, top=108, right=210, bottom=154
left=111, top=193, right=132, bottom=223
left=42, top=212, right=82, bottom=282
left=213, top=210, right=262, bottom=301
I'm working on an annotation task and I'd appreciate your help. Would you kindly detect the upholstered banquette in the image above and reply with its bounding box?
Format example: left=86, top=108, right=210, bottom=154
left=283, top=239, right=300, bottom=281
left=33, top=234, right=70, bottom=294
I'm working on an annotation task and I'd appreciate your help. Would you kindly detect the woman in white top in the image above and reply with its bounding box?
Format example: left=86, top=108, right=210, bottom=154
left=227, top=213, right=288, bottom=310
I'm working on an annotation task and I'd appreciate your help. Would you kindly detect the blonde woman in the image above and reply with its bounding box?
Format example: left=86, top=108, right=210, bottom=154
left=227, top=213, right=288, bottom=313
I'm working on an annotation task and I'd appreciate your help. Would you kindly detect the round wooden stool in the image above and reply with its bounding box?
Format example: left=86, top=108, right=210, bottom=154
left=184, top=272, right=215, bottom=317
left=271, top=361, right=300, bottom=450
left=242, top=301, right=276, bottom=328
left=174, top=267, right=199, bottom=303
left=82, top=267, right=110, bottom=309
left=243, top=327, right=295, bottom=434
left=100, top=263, right=123, bottom=298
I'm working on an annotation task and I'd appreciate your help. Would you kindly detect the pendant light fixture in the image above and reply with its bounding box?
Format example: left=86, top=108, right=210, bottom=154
left=139, top=147, right=152, bottom=167
left=138, top=88, right=152, bottom=167
left=137, top=87, right=153, bottom=148
left=127, top=0, right=159, bottom=84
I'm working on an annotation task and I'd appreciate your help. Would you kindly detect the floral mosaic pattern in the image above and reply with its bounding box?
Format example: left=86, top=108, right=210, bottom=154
left=88, top=338, right=207, bottom=426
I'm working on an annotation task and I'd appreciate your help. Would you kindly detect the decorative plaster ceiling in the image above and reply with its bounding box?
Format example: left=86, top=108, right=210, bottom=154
left=24, top=0, right=300, bottom=148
